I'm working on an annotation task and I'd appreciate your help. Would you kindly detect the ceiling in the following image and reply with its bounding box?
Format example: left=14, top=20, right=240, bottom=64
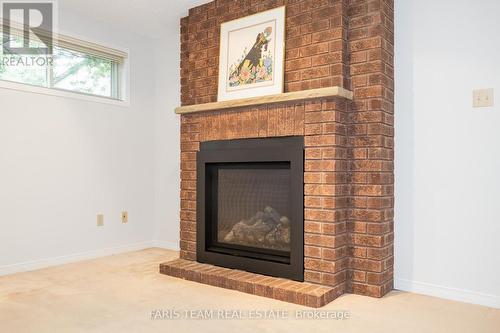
left=59, top=0, right=212, bottom=38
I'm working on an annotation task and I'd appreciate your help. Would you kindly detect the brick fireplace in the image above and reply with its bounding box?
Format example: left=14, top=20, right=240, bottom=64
left=160, top=0, right=394, bottom=307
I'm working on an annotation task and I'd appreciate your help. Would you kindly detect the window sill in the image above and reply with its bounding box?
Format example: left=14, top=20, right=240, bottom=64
left=0, top=80, right=130, bottom=107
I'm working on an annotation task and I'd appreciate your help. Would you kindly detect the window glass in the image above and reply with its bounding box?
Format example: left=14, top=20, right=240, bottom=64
left=0, top=35, right=48, bottom=86
left=52, top=47, right=114, bottom=98
left=0, top=35, right=121, bottom=100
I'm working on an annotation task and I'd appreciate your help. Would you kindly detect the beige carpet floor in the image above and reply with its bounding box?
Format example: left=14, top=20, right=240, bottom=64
left=0, top=248, right=498, bottom=333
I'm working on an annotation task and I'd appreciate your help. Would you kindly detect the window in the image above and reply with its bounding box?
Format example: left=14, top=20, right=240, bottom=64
left=0, top=23, right=127, bottom=100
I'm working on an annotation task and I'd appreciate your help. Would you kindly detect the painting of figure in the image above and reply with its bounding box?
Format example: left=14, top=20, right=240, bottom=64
left=218, top=6, right=285, bottom=101
left=228, top=26, right=274, bottom=88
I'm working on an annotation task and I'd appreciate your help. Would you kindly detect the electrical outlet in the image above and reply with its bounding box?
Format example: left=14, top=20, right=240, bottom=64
left=121, top=211, right=128, bottom=224
left=473, top=88, right=494, bottom=108
left=97, top=214, right=104, bottom=227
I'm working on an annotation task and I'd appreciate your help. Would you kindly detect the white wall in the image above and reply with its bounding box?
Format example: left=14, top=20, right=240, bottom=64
left=395, top=0, right=500, bottom=308
left=152, top=31, right=181, bottom=250
left=0, top=8, right=178, bottom=273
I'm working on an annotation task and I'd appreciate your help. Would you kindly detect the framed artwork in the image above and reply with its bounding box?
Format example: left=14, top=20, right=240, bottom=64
left=217, top=6, right=286, bottom=102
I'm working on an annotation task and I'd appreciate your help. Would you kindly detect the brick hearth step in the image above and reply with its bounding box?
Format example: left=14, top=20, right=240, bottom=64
left=159, top=259, right=343, bottom=308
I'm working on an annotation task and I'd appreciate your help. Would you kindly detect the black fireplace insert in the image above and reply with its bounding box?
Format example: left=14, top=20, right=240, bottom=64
left=196, top=137, right=304, bottom=281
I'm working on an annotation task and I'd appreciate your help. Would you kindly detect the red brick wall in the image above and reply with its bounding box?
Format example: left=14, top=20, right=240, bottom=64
left=178, top=0, right=394, bottom=299
left=181, top=0, right=348, bottom=106
left=346, top=0, right=394, bottom=297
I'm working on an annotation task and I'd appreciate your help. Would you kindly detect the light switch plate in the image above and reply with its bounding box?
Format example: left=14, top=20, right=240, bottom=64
left=473, top=88, right=494, bottom=108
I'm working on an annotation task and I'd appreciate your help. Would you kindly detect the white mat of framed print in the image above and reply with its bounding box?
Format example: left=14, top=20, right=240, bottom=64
left=217, top=6, right=285, bottom=102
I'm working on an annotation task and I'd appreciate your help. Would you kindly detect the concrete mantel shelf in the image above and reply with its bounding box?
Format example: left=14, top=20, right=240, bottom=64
left=174, top=86, right=354, bottom=114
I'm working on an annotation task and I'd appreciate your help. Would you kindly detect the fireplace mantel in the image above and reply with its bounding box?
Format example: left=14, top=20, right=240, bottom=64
left=175, top=86, right=353, bottom=114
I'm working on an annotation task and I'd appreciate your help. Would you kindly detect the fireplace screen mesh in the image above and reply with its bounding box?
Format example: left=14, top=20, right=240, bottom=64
left=216, top=167, right=291, bottom=252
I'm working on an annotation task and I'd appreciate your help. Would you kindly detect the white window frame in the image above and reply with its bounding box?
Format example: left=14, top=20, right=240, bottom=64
left=0, top=21, right=130, bottom=106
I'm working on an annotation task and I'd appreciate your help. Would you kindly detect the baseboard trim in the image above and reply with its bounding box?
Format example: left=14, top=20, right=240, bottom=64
left=395, top=278, right=500, bottom=309
left=0, top=241, right=158, bottom=277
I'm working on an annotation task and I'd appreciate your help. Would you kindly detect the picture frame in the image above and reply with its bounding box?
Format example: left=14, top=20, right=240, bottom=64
left=217, top=6, right=286, bottom=102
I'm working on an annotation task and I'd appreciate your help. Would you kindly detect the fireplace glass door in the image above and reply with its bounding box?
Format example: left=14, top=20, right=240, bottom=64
left=209, top=163, right=291, bottom=260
